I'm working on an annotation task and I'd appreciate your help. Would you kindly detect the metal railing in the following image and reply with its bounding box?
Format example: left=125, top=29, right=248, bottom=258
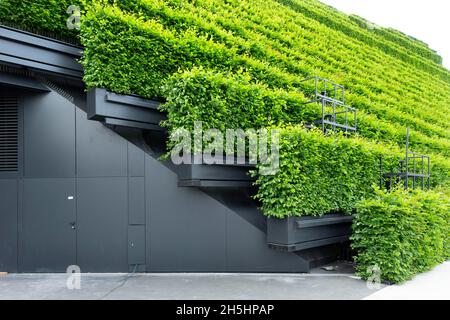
left=300, top=76, right=346, bottom=105
left=301, top=76, right=357, bottom=133
left=381, top=128, right=430, bottom=190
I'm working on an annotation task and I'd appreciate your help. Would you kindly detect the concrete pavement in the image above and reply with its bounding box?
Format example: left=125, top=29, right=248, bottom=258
left=0, top=261, right=448, bottom=300
left=0, top=261, right=380, bottom=300
left=364, top=261, right=450, bottom=300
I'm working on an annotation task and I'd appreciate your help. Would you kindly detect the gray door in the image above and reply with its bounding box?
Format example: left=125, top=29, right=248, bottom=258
left=76, top=177, right=128, bottom=272
left=21, top=179, right=76, bottom=272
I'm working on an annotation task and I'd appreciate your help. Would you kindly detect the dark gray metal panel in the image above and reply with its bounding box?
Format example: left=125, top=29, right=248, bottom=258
left=128, top=142, right=145, bottom=177
left=145, top=155, right=227, bottom=272
left=266, top=217, right=290, bottom=244
left=128, top=225, right=146, bottom=265
left=296, top=215, right=353, bottom=228
left=203, top=188, right=266, bottom=233
left=0, top=90, right=22, bottom=179
left=129, top=177, right=145, bottom=225
left=21, top=178, right=76, bottom=272
left=76, top=177, right=128, bottom=272
left=0, top=179, right=18, bottom=272
left=0, top=54, right=82, bottom=78
left=0, top=73, right=50, bottom=92
left=267, top=214, right=352, bottom=249
left=87, top=88, right=165, bottom=125
left=106, top=91, right=160, bottom=110
left=104, top=118, right=165, bottom=131
left=173, top=163, right=253, bottom=182
left=225, top=201, right=309, bottom=272
left=76, top=108, right=128, bottom=177
left=0, top=26, right=82, bottom=56
left=178, top=180, right=253, bottom=187
left=24, top=92, right=75, bottom=178
left=269, top=236, right=350, bottom=252
left=0, top=26, right=83, bottom=78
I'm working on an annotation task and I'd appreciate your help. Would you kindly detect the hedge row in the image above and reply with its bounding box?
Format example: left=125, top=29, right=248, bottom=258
left=111, top=0, right=450, bottom=138
left=0, top=0, right=84, bottom=43
left=2, top=0, right=449, bottom=219
left=276, top=0, right=446, bottom=77
left=80, top=4, right=450, bottom=159
left=347, top=14, right=442, bottom=65
left=352, top=188, right=450, bottom=283
left=160, top=68, right=316, bottom=133
left=161, top=68, right=450, bottom=189
left=252, top=127, right=400, bottom=217
left=80, top=4, right=299, bottom=98
left=2, top=0, right=449, bottom=140
left=210, top=0, right=450, bottom=134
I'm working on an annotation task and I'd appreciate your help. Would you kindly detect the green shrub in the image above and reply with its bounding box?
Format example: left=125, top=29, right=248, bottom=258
left=280, top=0, right=445, bottom=69
left=105, top=0, right=450, bottom=140
left=79, top=1, right=450, bottom=159
left=161, top=68, right=450, bottom=189
left=0, top=0, right=85, bottom=43
left=3, top=0, right=450, bottom=217
left=253, top=127, right=400, bottom=217
left=352, top=187, right=450, bottom=283
left=160, top=67, right=316, bottom=132
left=348, top=14, right=442, bottom=65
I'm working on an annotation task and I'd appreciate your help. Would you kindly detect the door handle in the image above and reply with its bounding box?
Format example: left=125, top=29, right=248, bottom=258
left=70, top=222, right=76, bottom=230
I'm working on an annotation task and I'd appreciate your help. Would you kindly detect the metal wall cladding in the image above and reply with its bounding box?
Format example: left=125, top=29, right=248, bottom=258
left=128, top=142, right=145, bottom=177
left=1, top=78, right=311, bottom=273
left=145, top=155, right=228, bottom=272
left=76, top=108, right=128, bottom=178
left=129, top=177, right=145, bottom=225
left=144, top=155, right=308, bottom=272
left=24, top=92, right=76, bottom=178
left=128, top=225, right=146, bottom=265
left=0, top=96, right=19, bottom=172
left=0, top=179, right=18, bottom=272
left=76, top=177, right=128, bottom=272
left=20, top=178, right=76, bottom=272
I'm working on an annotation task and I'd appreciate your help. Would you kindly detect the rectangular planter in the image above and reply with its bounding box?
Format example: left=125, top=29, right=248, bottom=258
left=267, top=214, right=353, bottom=252
left=87, top=88, right=166, bottom=130
left=0, top=26, right=83, bottom=78
left=174, top=160, right=255, bottom=187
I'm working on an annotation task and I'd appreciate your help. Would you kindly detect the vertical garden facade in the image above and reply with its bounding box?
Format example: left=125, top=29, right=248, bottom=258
left=0, top=0, right=449, bottom=277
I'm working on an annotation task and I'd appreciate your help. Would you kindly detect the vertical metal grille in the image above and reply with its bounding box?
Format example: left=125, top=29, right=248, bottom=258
left=0, top=96, right=19, bottom=172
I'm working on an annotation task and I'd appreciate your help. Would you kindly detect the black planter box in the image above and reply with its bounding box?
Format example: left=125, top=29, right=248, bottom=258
left=174, top=159, right=255, bottom=187
left=87, top=88, right=166, bottom=131
left=0, top=25, right=83, bottom=79
left=267, top=214, right=353, bottom=252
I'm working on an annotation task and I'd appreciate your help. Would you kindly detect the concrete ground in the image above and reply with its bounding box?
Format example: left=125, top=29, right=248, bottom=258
left=0, top=261, right=447, bottom=300
left=364, top=261, right=450, bottom=300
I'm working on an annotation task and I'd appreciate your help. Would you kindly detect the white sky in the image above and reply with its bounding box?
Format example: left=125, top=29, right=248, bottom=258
left=319, top=0, right=450, bottom=69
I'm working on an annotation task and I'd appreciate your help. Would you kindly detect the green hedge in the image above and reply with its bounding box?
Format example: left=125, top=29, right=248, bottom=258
left=348, top=14, right=442, bottom=65
left=3, top=0, right=449, bottom=218
left=0, top=0, right=84, bottom=43
left=161, top=68, right=450, bottom=189
left=100, top=0, right=450, bottom=141
left=160, top=67, right=316, bottom=133
left=253, top=127, right=400, bottom=217
left=79, top=1, right=450, bottom=159
left=80, top=4, right=292, bottom=99
left=281, top=0, right=444, bottom=68
left=352, top=188, right=450, bottom=283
